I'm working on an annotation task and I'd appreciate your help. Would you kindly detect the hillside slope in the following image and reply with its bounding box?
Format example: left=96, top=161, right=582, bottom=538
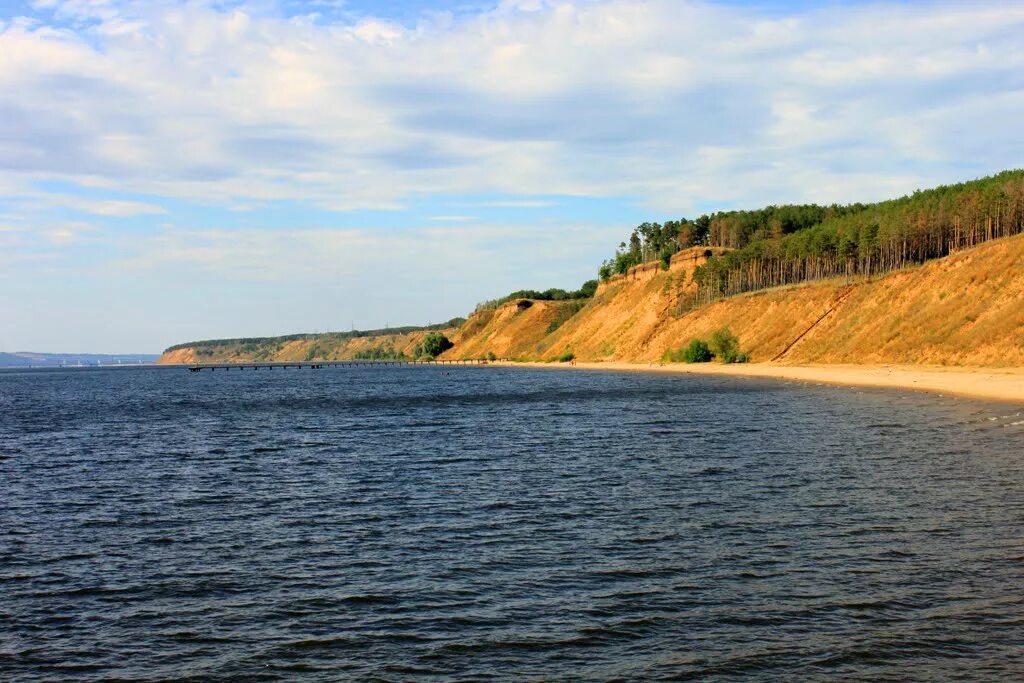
left=158, top=328, right=457, bottom=364
left=440, top=233, right=1024, bottom=367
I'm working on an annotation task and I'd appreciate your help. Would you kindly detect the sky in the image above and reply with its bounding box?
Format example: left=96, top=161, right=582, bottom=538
left=1, top=0, right=1022, bottom=352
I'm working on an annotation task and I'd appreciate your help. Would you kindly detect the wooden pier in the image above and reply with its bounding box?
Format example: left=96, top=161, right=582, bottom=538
left=186, top=359, right=492, bottom=372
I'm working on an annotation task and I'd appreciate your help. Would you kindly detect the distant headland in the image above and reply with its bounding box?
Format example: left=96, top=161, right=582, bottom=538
left=0, top=352, right=160, bottom=368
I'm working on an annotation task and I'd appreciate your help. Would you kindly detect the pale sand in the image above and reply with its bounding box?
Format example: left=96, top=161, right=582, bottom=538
left=498, top=361, right=1024, bottom=404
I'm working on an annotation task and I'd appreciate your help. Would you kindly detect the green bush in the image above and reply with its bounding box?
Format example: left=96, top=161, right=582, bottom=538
left=420, top=332, right=453, bottom=358
left=659, top=246, right=675, bottom=270
left=558, top=351, right=576, bottom=363
left=486, top=351, right=497, bottom=361
left=475, top=280, right=599, bottom=312
left=710, top=327, right=742, bottom=363
left=682, top=339, right=713, bottom=363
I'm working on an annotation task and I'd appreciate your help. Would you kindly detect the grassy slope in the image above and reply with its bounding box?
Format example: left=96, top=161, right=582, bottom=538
left=441, top=233, right=1024, bottom=367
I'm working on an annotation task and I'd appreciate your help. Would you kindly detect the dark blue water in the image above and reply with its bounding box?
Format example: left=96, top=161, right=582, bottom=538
left=2, top=366, right=1024, bottom=681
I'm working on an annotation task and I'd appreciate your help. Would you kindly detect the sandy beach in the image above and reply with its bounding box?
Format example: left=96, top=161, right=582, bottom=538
left=503, top=361, right=1024, bottom=404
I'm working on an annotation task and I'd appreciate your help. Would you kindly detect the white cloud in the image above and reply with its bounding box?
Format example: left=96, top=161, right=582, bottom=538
left=0, top=0, right=1021, bottom=216
left=472, top=199, right=557, bottom=208
left=428, top=215, right=475, bottom=222
left=55, top=197, right=167, bottom=216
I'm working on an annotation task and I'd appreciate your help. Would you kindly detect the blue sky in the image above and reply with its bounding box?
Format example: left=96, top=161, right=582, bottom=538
left=1, top=0, right=1022, bottom=352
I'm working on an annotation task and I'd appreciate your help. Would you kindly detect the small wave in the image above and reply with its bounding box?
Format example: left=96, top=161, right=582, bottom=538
left=736, top=570, right=781, bottom=580
left=78, top=518, right=119, bottom=528
left=285, top=636, right=360, bottom=651
left=694, top=466, right=732, bottom=476
left=42, top=552, right=97, bottom=563
left=146, top=536, right=176, bottom=545
left=577, top=624, right=647, bottom=640
left=432, top=634, right=601, bottom=655
left=337, top=593, right=401, bottom=606
left=718, top=613, right=791, bottom=626
left=162, top=630, right=234, bottom=644
left=480, top=500, right=516, bottom=510
left=627, top=534, right=679, bottom=544
left=591, top=566, right=681, bottom=580
left=47, top=584, right=139, bottom=599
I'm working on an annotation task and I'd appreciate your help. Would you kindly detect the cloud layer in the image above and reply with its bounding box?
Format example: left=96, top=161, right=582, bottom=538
left=4, top=0, right=1023, bottom=212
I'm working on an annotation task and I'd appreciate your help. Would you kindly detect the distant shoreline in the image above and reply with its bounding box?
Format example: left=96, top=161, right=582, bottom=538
left=0, top=363, right=162, bottom=370
left=502, top=361, right=1024, bottom=405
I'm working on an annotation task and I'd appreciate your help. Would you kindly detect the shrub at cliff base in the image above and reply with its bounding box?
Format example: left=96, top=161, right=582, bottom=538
left=710, top=327, right=736, bottom=361
left=682, top=339, right=713, bottom=363
left=417, top=332, right=454, bottom=359
left=663, top=330, right=749, bottom=364
left=709, top=327, right=750, bottom=363
left=662, top=339, right=712, bottom=363
left=710, top=328, right=740, bottom=363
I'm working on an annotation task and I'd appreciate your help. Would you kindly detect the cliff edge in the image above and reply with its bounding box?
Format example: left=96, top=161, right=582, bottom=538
left=440, top=233, right=1024, bottom=367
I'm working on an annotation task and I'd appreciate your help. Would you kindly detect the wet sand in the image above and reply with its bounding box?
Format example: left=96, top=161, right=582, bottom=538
left=503, top=361, right=1024, bottom=404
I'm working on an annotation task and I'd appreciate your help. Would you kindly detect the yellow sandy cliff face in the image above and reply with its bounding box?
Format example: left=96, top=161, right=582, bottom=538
left=441, top=233, right=1024, bottom=367
left=447, top=300, right=582, bottom=360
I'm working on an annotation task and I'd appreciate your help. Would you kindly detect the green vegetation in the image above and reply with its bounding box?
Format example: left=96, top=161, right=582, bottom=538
left=662, top=339, right=711, bottom=363
left=546, top=300, right=587, bottom=334
left=709, top=327, right=748, bottom=364
left=710, top=328, right=737, bottom=363
left=164, top=318, right=465, bottom=353
left=558, top=351, right=576, bottom=363
left=476, top=280, right=598, bottom=312
left=416, top=332, right=453, bottom=359
left=304, top=345, right=322, bottom=361
left=684, top=339, right=713, bottom=363
left=599, top=171, right=1024, bottom=307
left=353, top=344, right=408, bottom=361
left=664, top=328, right=748, bottom=363
left=486, top=351, right=497, bottom=361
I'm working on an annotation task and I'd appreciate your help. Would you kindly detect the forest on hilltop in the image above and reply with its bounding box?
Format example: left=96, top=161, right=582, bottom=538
left=600, top=170, right=1024, bottom=307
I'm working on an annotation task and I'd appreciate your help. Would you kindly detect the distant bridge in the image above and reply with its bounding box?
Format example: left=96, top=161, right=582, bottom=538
left=185, top=359, right=493, bottom=372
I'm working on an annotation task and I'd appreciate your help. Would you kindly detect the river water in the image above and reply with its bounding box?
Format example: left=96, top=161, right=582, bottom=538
left=2, top=366, right=1023, bottom=681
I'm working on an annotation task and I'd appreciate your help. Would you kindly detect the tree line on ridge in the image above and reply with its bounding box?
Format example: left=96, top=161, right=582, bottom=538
left=598, top=170, right=1024, bottom=307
